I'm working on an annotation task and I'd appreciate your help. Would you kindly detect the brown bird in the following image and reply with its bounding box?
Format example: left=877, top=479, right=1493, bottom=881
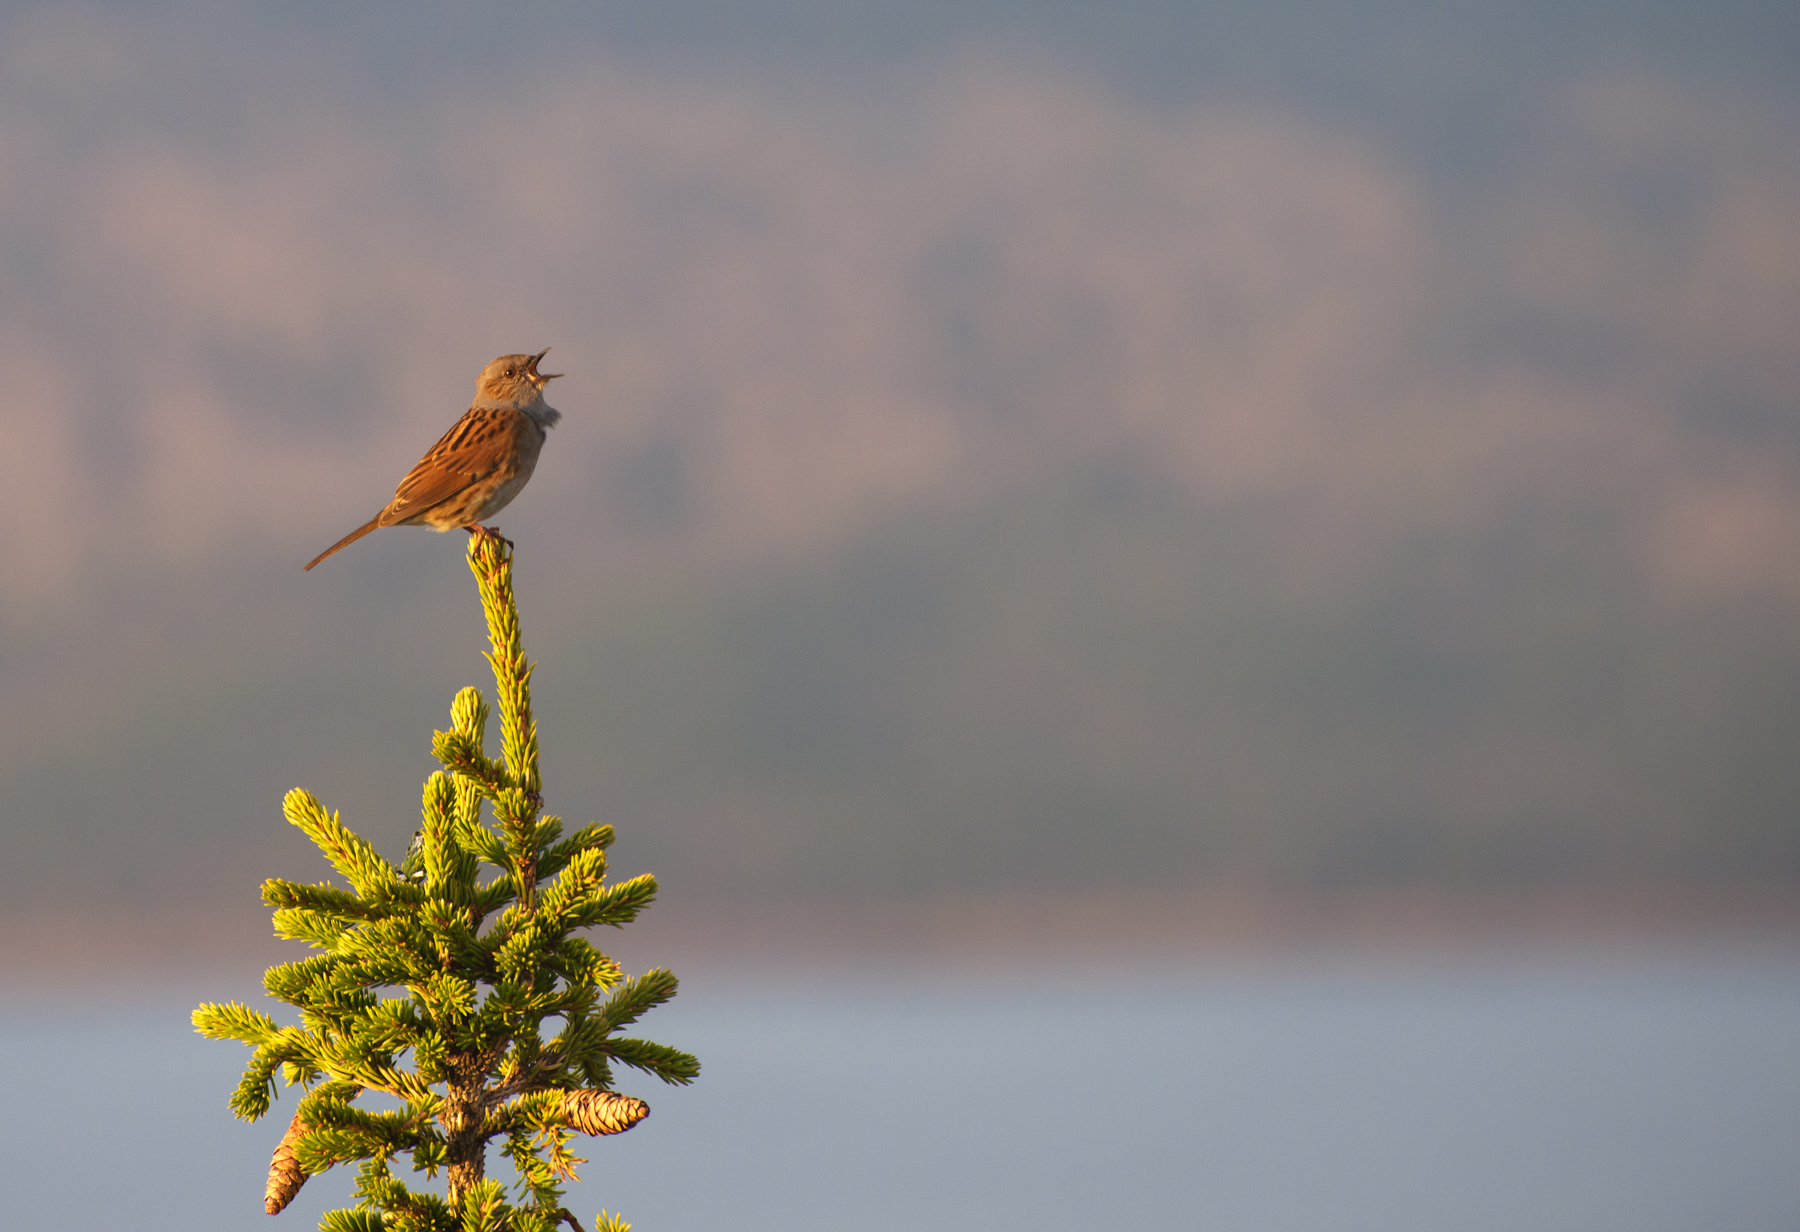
left=305, top=350, right=563, bottom=570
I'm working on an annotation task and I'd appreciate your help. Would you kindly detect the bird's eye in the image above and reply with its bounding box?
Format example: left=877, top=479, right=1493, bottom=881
left=504, top=368, right=515, bottom=378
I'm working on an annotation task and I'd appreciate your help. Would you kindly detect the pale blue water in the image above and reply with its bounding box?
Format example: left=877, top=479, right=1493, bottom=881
left=3, top=954, right=1797, bottom=1230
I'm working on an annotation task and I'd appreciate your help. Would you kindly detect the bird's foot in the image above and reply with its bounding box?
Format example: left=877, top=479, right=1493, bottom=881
left=465, top=524, right=514, bottom=549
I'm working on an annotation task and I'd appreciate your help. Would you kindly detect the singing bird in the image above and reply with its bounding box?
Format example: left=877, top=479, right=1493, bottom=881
left=305, top=350, right=563, bottom=570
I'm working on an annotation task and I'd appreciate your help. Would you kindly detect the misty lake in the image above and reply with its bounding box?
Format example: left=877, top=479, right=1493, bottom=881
left=3, top=951, right=1796, bottom=1230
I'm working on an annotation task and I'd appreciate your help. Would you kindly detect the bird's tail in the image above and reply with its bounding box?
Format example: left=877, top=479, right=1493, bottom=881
left=304, top=516, right=382, bottom=571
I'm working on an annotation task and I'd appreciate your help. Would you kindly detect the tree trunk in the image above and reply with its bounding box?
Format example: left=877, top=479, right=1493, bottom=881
left=443, top=1061, right=486, bottom=1204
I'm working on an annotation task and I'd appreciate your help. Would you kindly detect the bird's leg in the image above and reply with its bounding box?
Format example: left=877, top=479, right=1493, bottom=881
left=465, top=524, right=513, bottom=549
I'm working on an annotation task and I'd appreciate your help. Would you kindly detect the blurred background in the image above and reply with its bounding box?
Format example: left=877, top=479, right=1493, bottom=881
left=1, top=0, right=1798, bottom=1227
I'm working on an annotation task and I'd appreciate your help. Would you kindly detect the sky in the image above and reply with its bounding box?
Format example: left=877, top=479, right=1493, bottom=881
left=1, top=0, right=1798, bottom=964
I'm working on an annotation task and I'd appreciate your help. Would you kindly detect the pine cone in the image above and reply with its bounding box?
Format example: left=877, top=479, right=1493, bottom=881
left=560, top=1089, right=649, bottom=1136
left=264, top=1110, right=310, bottom=1215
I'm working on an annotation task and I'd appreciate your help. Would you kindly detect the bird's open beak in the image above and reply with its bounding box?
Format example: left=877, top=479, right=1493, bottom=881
left=530, top=347, right=562, bottom=381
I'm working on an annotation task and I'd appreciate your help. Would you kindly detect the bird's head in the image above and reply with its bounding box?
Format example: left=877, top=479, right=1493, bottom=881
left=475, top=349, right=563, bottom=422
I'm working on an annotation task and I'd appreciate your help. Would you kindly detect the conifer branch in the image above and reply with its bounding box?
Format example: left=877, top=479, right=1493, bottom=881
left=193, top=1001, right=284, bottom=1047
left=433, top=728, right=509, bottom=797
left=283, top=789, right=400, bottom=896
left=262, top=880, right=388, bottom=920
left=591, top=969, right=682, bottom=1035
left=599, top=1037, right=703, bottom=1085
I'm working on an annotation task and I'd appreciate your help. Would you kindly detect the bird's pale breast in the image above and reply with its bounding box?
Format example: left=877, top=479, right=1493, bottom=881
left=471, top=412, right=548, bottom=521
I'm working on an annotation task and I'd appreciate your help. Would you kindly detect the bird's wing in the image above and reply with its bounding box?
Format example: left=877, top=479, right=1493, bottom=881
left=379, top=406, right=512, bottom=525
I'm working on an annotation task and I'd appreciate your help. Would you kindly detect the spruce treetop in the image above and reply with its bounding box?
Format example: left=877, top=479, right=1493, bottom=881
left=196, top=531, right=696, bottom=1232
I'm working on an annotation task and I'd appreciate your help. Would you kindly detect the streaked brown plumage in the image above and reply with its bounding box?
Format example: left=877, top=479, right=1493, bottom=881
left=305, top=350, right=563, bottom=571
